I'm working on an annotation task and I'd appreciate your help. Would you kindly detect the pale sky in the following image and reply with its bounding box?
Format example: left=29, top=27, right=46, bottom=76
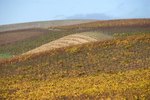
left=0, top=0, right=150, bottom=25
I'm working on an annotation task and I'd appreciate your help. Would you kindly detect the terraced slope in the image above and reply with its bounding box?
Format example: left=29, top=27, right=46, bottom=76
left=0, top=34, right=150, bottom=99
left=23, top=32, right=112, bottom=55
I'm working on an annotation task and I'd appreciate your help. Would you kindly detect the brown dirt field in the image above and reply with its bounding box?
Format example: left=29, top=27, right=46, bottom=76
left=0, top=28, right=50, bottom=45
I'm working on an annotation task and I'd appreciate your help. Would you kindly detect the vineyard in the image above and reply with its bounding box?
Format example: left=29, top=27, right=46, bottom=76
left=0, top=33, right=150, bottom=99
left=0, top=19, right=150, bottom=99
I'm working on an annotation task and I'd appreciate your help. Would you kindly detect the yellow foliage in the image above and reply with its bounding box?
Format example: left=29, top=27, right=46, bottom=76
left=66, top=46, right=79, bottom=53
left=0, top=68, right=150, bottom=99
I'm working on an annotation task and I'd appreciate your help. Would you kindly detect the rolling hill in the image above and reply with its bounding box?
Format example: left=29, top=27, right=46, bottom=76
left=0, top=33, right=150, bottom=99
left=0, top=19, right=150, bottom=99
left=0, top=19, right=150, bottom=58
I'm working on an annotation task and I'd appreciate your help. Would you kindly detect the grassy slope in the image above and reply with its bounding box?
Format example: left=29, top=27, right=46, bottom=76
left=0, top=19, right=150, bottom=57
left=0, top=34, right=150, bottom=99
left=0, top=54, right=12, bottom=59
left=0, top=28, right=50, bottom=46
left=0, top=30, right=75, bottom=56
left=0, top=20, right=95, bottom=57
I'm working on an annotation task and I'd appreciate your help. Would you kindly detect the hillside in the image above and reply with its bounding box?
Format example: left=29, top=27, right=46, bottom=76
left=0, top=33, right=150, bottom=99
left=0, top=19, right=95, bottom=32
left=0, top=19, right=150, bottom=99
left=0, top=20, right=95, bottom=46
left=52, top=19, right=150, bottom=34
left=0, top=19, right=150, bottom=59
left=0, top=28, right=50, bottom=46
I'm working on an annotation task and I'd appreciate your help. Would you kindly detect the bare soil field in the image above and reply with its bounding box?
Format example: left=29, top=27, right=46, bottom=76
left=0, top=28, right=50, bottom=45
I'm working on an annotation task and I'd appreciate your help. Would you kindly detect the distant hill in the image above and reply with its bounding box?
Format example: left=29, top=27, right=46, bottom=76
left=0, top=19, right=96, bottom=46
left=0, top=19, right=95, bottom=32
left=53, top=19, right=150, bottom=34
left=0, top=19, right=150, bottom=57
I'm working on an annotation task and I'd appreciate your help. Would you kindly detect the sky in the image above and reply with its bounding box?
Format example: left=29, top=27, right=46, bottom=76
left=0, top=0, right=150, bottom=25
